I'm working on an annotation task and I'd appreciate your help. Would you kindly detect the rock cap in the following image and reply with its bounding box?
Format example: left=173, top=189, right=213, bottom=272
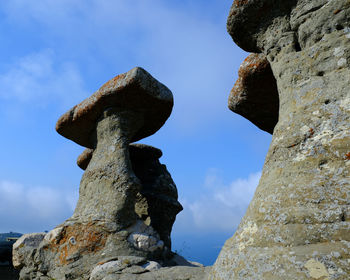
left=56, top=67, right=173, bottom=148
left=228, top=53, right=279, bottom=134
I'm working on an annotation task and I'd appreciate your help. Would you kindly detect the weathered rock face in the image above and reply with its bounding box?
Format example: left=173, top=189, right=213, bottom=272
left=14, top=68, right=188, bottom=280
left=228, top=53, right=279, bottom=134
left=211, top=0, right=350, bottom=279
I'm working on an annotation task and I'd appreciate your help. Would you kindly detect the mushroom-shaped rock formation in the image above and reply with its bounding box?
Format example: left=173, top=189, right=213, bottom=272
left=56, top=67, right=173, bottom=149
left=15, top=68, right=178, bottom=280
left=77, top=144, right=183, bottom=250
left=211, top=1, right=350, bottom=279
left=228, top=53, right=279, bottom=134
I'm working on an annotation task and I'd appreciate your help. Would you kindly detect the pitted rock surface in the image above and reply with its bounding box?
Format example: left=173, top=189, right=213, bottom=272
left=228, top=53, right=279, bottom=134
left=212, top=0, right=350, bottom=279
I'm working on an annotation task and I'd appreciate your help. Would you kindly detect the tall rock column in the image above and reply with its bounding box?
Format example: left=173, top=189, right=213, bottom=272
left=211, top=0, right=350, bottom=279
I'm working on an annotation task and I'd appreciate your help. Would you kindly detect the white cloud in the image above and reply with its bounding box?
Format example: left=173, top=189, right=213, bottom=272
left=0, top=180, right=78, bottom=233
left=174, top=170, right=261, bottom=233
left=0, top=49, right=87, bottom=108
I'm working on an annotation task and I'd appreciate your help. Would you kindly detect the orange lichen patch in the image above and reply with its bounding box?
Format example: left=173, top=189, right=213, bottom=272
left=345, top=152, right=350, bottom=160
left=100, top=73, right=124, bottom=92
left=239, top=54, right=270, bottom=77
left=231, top=54, right=271, bottom=98
left=231, top=77, right=244, bottom=97
left=50, top=223, right=107, bottom=266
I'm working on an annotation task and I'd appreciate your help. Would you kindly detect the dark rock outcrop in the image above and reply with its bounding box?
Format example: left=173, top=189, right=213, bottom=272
left=228, top=53, right=279, bottom=134
left=211, top=0, right=350, bottom=279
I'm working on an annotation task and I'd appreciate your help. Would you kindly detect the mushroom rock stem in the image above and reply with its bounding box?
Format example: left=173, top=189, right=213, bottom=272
left=71, top=108, right=144, bottom=230
left=76, top=144, right=183, bottom=250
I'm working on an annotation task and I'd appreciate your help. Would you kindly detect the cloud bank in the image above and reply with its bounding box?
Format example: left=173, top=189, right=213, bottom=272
left=174, top=170, right=261, bottom=233
left=0, top=180, right=77, bottom=233
left=0, top=170, right=260, bottom=235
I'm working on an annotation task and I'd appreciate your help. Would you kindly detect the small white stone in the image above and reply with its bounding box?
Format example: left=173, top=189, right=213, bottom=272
left=90, top=261, right=123, bottom=280
left=142, top=261, right=161, bottom=271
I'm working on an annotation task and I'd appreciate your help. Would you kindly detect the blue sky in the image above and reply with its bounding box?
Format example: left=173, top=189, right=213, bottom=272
left=0, top=0, right=271, bottom=265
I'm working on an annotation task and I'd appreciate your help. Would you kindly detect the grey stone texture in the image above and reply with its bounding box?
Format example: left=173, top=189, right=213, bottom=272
left=211, top=0, right=350, bottom=279
left=228, top=53, right=279, bottom=134
left=14, top=68, right=187, bottom=280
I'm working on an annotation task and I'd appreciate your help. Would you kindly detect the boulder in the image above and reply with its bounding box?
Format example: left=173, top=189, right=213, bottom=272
left=211, top=0, right=350, bottom=279
left=12, top=233, right=45, bottom=269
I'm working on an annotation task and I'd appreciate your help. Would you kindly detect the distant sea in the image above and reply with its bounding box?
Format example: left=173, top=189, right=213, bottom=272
left=172, top=232, right=233, bottom=266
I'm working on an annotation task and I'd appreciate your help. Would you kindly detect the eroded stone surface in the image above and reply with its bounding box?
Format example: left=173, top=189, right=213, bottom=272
left=212, top=0, right=350, bottom=279
left=228, top=53, right=279, bottom=134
